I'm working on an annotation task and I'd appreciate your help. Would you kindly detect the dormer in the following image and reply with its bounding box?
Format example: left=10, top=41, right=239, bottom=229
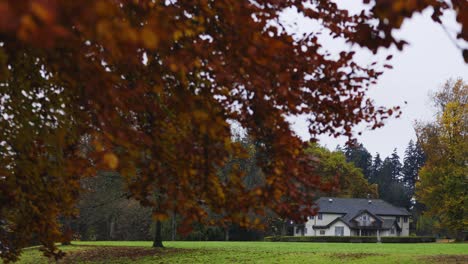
left=351, top=210, right=383, bottom=227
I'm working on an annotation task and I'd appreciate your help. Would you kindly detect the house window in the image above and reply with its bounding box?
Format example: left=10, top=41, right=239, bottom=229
left=390, top=228, right=395, bottom=234
left=396, top=216, right=400, bottom=222
left=320, top=230, right=325, bottom=235
left=362, top=215, right=367, bottom=221
left=296, top=227, right=300, bottom=234
left=310, top=215, right=314, bottom=219
left=403, top=216, right=408, bottom=223
left=335, top=226, right=344, bottom=236
left=304, top=228, right=307, bottom=234
left=318, top=213, right=323, bottom=220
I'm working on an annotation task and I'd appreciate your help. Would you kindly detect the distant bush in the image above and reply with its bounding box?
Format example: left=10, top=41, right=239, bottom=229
left=264, top=236, right=377, bottom=243
left=264, top=236, right=435, bottom=243
left=381, top=236, right=436, bottom=243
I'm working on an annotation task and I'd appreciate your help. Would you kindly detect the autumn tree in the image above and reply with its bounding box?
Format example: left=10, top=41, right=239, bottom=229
left=0, top=0, right=467, bottom=261
left=305, top=143, right=378, bottom=198
left=416, top=78, right=467, bottom=241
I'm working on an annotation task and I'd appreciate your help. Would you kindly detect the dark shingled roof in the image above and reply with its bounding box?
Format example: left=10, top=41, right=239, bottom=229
left=312, top=197, right=410, bottom=230
left=315, top=197, right=410, bottom=216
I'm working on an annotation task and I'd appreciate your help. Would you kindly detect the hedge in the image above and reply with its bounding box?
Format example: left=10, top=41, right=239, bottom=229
left=264, top=236, right=436, bottom=243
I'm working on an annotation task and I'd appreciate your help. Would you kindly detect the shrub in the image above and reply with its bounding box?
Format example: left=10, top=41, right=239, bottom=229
left=264, top=236, right=435, bottom=243
left=380, top=236, right=436, bottom=243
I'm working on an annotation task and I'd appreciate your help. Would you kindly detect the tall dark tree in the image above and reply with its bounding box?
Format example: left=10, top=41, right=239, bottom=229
left=369, top=153, right=383, bottom=184
left=374, top=152, right=411, bottom=208
left=389, top=149, right=403, bottom=182
left=343, top=140, right=373, bottom=181
left=402, top=140, right=426, bottom=195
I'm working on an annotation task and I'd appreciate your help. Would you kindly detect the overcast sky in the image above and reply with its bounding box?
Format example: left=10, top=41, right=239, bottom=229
left=284, top=5, right=468, bottom=159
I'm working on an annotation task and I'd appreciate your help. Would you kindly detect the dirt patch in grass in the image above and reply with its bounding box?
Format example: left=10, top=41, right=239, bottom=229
left=327, top=252, right=384, bottom=260
left=421, top=255, right=468, bottom=264
left=59, top=246, right=191, bottom=263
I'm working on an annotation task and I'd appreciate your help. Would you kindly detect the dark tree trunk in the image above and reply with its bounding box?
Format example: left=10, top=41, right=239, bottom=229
left=61, top=218, right=72, bottom=246
left=153, top=220, right=164, bottom=248
left=171, top=211, right=176, bottom=241
left=224, top=226, right=230, bottom=241
left=109, top=216, right=116, bottom=240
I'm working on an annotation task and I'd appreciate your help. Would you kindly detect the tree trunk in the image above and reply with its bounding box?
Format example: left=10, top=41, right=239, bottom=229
left=109, top=216, right=116, bottom=240
left=171, top=211, right=176, bottom=241
left=61, top=218, right=72, bottom=245
left=153, top=220, right=164, bottom=248
left=224, top=226, right=230, bottom=241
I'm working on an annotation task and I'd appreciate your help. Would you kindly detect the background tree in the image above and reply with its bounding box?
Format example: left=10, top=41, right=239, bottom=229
left=76, top=171, right=153, bottom=241
left=416, top=78, right=467, bottom=241
left=402, top=140, right=426, bottom=201
left=343, top=140, right=373, bottom=181
left=305, top=143, right=378, bottom=198
left=369, top=153, right=383, bottom=184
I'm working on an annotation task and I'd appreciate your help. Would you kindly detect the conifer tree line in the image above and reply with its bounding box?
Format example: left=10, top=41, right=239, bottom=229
left=338, top=139, right=426, bottom=210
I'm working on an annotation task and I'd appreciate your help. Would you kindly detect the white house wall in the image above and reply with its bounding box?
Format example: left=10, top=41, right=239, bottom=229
left=294, top=213, right=410, bottom=237
left=327, top=220, right=351, bottom=236
left=309, top=213, right=344, bottom=236
left=380, top=216, right=410, bottom=236
left=314, top=213, right=344, bottom=226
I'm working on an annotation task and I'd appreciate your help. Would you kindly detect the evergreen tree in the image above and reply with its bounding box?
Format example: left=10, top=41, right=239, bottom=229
left=389, top=149, right=403, bottom=182
left=374, top=153, right=411, bottom=208
left=402, top=140, right=426, bottom=195
left=343, top=140, right=373, bottom=181
left=369, top=153, right=383, bottom=184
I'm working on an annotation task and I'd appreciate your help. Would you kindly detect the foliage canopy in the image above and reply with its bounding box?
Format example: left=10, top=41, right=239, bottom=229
left=416, top=78, right=467, bottom=241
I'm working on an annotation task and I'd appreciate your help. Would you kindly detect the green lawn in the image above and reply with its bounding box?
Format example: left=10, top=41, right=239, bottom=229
left=11, top=241, right=468, bottom=264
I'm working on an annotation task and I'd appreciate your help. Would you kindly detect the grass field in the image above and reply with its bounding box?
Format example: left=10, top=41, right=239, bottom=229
left=12, top=241, right=468, bottom=264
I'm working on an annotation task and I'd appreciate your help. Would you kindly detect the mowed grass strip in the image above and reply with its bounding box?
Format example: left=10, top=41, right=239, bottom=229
left=9, top=241, right=468, bottom=264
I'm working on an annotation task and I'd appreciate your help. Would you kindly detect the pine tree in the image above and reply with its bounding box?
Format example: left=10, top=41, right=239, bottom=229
left=402, top=140, right=426, bottom=195
left=369, top=153, right=383, bottom=184
left=343, top=140, right=373, bottom=181
left=375, top=152, right=411, bottom=208
left=389, top=149, right=403, bottom=182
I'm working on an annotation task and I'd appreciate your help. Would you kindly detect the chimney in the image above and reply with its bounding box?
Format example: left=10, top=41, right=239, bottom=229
left=328, top=198, right=333, bottom=203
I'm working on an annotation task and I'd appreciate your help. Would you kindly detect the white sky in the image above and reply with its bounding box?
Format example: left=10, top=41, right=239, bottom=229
left=285, top=5, right=468, bottom=159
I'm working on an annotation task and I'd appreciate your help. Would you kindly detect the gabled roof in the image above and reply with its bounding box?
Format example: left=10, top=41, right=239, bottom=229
left=313, top=217, right=350, bottom=229
left=349, top=209, right=384, bottom=223
left=315, top=197, right=410, bottom=216
left=382, top=219, right=401, bottom=231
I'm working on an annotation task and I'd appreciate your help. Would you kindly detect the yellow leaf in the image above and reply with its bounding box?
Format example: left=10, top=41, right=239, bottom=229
left=173, top=30, right=183, bottom=41
left=141, top=28, right=158, bottom=49
left=193, top=110, right=209, bottom=121
left=103, top=152, right=119, bottom=169
left=153, top=212, right=169, bottom=221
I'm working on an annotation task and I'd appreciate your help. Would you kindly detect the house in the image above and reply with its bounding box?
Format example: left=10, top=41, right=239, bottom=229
left=294, top=197, right=411, bottom=237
